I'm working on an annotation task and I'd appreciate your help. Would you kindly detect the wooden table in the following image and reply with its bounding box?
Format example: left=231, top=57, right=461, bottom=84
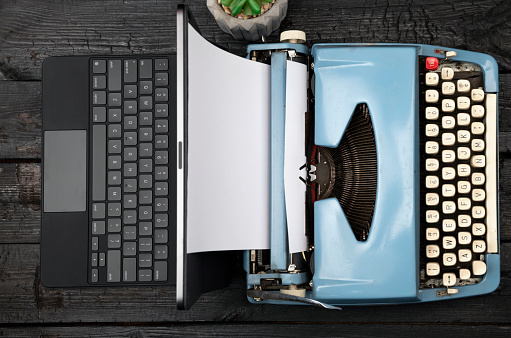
left=1, top=0, right=510, bottom=335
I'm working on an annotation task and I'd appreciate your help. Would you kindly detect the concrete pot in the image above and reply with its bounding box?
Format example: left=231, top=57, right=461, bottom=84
left=207, top=0, right=288, bottom=41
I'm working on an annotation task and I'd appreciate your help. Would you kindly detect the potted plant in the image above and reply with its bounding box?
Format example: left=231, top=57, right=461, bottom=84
left=207, top=0, right=289, bottom=41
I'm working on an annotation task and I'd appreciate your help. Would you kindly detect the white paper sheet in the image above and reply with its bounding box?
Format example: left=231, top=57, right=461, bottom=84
left=187, top=24, right=271, bottom=253
left=284, top=61, right=308, bottom=253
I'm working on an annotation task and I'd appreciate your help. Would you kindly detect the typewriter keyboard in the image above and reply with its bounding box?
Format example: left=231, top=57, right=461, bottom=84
left=89, top=57, right=175, bottom=285
left=419, top=56, right=498, bottom=290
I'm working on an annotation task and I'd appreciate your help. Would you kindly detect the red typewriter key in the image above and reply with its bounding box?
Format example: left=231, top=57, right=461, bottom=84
left=426, top=57, right=439, bottom=70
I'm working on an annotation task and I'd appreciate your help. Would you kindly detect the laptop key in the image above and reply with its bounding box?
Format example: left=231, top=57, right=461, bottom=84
left=155, top=59, right=168, bottom=71
left=139, top=269, right=152, bottom=282
left=139, top=222, right=152, bottom=236
left=124, top=60, right=137, bottom=83
left=107, top=250, right=121, bottom=282
left=123, top=258, right=137, bottom=282
left=93, top=60, right=106, bottom=73
left=139, top=238, right=152, bottom=252
left=139, top=254, right=152, bottom=267
left=92, top=203, right=105, bottom=218
left=108, top=234, right=121, bottom=248
left=154, top=261, right=167, bottom=281
left=92, top=125, right=106, bottom=201
left=124, top=210, right=137, bottom=224
left=108, top=60, right=121, bottom=91
left=92, top=269, right=99, bottom=283
left=108, top=187, right=121, bottom=201
left=124, top=84, right=137, bottom=98
left=139, top=59, right=152, bottom=79
left=154, top=245, right=168, bottom=259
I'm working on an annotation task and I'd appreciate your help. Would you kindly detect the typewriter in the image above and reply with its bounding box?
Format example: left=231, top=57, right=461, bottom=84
left=176, top=8, right=500, bottom=308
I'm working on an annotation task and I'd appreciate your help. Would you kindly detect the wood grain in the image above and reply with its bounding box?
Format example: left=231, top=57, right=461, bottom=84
left=0, top=243, right=510, bottom=324
left=1, top=324, right=511, bottom=337
left=1, top=0, right=511, bottom=81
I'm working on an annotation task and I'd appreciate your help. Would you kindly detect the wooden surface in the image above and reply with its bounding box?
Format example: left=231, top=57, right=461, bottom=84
left=1, top=0, right=511, bottom=336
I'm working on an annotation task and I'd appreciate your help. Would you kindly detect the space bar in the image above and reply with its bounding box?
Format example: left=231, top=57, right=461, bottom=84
left=92, top=125, right=106, bottom=201
left=485, top=94, right=498, bottom=253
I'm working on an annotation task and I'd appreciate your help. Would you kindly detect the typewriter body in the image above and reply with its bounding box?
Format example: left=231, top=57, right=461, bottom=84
left=242, top=40, right=500, bottom=306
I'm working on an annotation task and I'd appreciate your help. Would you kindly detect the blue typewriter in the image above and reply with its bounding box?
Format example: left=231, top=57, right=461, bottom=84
left=176, top=7, right=500, bottom=309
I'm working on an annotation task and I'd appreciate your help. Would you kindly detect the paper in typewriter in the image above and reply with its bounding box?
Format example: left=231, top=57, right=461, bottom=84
left=187, top=24, right=309, bottom=254
left=186, top=24, right=271, bottom=253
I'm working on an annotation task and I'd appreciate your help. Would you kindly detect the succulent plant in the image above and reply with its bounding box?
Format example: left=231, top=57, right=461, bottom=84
left=221, top=0, right=274, bottom=17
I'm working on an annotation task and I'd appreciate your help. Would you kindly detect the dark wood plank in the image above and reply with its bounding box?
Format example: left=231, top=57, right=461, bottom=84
left=0, top=243, right=510, bottom=324
left=1, top=324, right=511, bottom=337
left=0, top=163, right=40, bottom=243
left=1, top=0, right=511, bottom=81
left=0, top=81, right=41, bottom=159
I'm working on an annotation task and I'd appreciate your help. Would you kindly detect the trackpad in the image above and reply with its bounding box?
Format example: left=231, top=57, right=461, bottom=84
left=44, top=130, right=87, bottom=212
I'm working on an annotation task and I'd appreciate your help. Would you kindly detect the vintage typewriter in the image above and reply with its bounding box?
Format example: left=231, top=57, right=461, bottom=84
left=235, top=38, right=501, bottom=307
left=142, top=6, right=498, bottom=309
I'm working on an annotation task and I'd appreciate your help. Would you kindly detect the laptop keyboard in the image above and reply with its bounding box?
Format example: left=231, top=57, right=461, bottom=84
left=90, top=57, right=174, bottom=284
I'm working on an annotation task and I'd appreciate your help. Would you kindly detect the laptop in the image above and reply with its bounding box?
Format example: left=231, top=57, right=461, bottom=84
left=41, top=5, right=233, bottom=308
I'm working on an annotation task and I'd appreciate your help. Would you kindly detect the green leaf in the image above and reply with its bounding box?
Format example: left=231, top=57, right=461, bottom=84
left=244, top=1, right=254, bottom=16
left=230, top=0, right=247, bottom=16
left=248, top=0, right=261, bottom=14
left=221, top=0, right=234, bottom=6
left=254, top=0, right=263, bottom=7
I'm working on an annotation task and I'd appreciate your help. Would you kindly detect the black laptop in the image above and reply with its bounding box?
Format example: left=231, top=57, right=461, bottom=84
left=41, top=5, right=234, bottom=309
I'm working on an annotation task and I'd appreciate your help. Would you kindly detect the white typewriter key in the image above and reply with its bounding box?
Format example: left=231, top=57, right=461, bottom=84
left=471, top=172, right=485, bottom=185
left=425, top=141, right=439, bottom=155
left=472, top=206, right=485, bottom=219
left=426, top=158, right=440, bottom=171
left=471, top=139, right=485, bottom=152
left=457, top=79, right=470, bottom=92
left=441, top=67, right=454, bottom=80
left=442, top=133, right=456, bottom=146
left=457, top=113, right=470, bottom=126
left=426, top=245, right=440, bottom=258
left=457, top=130, right=471, bottom=143
left=457, top=164, right=471, bottom=177
left=426, top=176, right=439, bottom=189
left=443, top=253, right=457, bottom=266
left=458, top=197, right=471, bottom=210
left=442, top=82, right=456, bottom=95
left=458, top=231, right=472, bottom=245
left=471, top=105, right=485, bottom=118
left=472, top=260, right=487, bottom=275
left=442, top=150, right=456, bottom=163
left=471, top=155, right=485, bottom=168
left=425, top=90, right=439, bottom=103
left=426, top=227, right=440, bottom=241
left=472, top=189, right=485, bottom=202
left=426, top=262, right=440, bottom=276
left=473, top=240, right=486, bottom=253
left=442, top=184, right=456, bottom=197
left=442, top=219, right=456, bottom=232
left=425, top=107, right=440, bottom=120
left=459, top=268, right=471, bottom=280
left=441, top=99, right=455, bottom=112
left=426, top=193, right=440, bottom=206
left=426, top=124, right=439, bottom=137
left=443, top=201, right=456, bottom=214
left=457, top=147, right=471, bottom=160
left=442, top=116, right=455, bottom=129
left=442, top=167, right=456, bottom=180
left=443, top=273, right=456, bottom=286
left=426, top=72, right=439, bottom=86
left=458, top=214, right=472, bottom=227
left=471, top=122, right=485, bottom=135
left=457, top=181, right=471, bottom=194
left=471, top=88, right=485, bottom=102
left=426, top=210, right=440, bottom=223
left=472, top=223, right=486, bottom=236
left=458, top=249, right=472, bottom=262
left=443, top=236, right=456, bottom=250
left=457, top=96, right=471, bottom=110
